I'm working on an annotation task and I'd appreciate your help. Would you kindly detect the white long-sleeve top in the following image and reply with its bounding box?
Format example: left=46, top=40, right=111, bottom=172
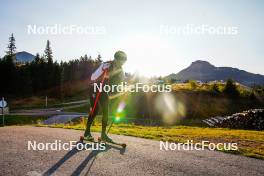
left=91, top=62, right=111, bottom=81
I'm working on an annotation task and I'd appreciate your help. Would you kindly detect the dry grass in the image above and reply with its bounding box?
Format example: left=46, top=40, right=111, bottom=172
left=37, top=122, right=264, bottom=159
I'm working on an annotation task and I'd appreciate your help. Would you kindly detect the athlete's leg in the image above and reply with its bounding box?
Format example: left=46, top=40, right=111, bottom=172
left=101, top=92, right=109, bottom=134
left=84, top=90, right=99, bottom=138
left=100, top=92, right=113, bottom=142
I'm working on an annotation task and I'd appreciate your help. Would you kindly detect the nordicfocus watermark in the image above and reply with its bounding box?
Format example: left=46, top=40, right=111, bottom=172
left=28, top=140, right=106, bottom=151
left=160, top=24, right=238, bottom=36
left=93, top=82, right=172, bottom=93
left=160, top=141, right=238, bottom=151
left=27, top=24, right=106, bottom=35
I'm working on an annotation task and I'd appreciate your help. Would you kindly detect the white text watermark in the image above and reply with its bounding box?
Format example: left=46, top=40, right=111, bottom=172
left=160, top=24, right=238, bottom=36
left=27, top=24, right=106, bottom=35
left=28, top=140, right=106, bottom=151
left=160, top=140, right=238, bottom=151
left=93, top=82, right=172, bottom=93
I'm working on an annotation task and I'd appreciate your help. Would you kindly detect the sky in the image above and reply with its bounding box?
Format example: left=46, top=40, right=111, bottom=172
left=0, top=0, right=263, bottom=76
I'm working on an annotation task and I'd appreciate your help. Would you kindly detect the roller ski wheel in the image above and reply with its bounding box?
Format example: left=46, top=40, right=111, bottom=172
left=98, top=137, right=126, bottom=148
left=80, top=136, right=84, bottom=142
left=80, top=135, right=95, bottom=143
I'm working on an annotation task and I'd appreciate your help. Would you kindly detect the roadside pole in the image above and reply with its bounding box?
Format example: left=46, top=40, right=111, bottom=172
left=2, top=97, right=4, bottom=126
left=45, top=96, right=48, bottom=108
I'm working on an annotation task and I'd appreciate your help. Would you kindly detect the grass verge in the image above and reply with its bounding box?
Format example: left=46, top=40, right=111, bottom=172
left=1, top=115, right=47, bottom=126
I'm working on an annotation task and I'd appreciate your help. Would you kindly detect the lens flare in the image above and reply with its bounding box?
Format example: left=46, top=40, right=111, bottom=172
left=115, top=115, right=121, bottom=122
left=154, top=93, right=186, bottom=125
left=117, top=101, right=126, bottom=113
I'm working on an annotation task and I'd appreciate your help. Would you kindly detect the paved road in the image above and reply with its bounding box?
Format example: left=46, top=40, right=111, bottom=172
left=9, top=106, right=87, bottom=124
left=42, top=115, right=85, bottom=124
left=10, top=107, right=86, bottom=116
left=1, top=126, right=264, bottom=176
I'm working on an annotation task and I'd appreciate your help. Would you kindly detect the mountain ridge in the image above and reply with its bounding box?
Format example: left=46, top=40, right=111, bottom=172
left=166, top=60, right=264, bottom=86
left=16, top=51, right=35, bottom=63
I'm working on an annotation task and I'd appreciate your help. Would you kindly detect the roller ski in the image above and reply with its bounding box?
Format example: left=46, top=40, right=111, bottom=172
left=79, top=133, right=96, bottom=143
left=98, top=133, right=126, bottom=148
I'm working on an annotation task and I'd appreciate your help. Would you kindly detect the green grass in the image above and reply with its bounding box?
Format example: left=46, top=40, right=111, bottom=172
left=37, top=122, right=264, bottom=159
left=171, top=82, right=250, bottom=93
left=64, top=103, right=90, bottom=113
left=9, top=96, right=62, bottom=110
left=1, top=115, right=48, bottom=126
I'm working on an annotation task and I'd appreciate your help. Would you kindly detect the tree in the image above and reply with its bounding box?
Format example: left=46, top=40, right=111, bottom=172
left=0, top=55, right=17, bottom=95
left=189, top=80, right=197, bottom=90
left=223, top=79, right=239, bottom=97
left=6, top=33, right=16, bottom=60
left=15, top=65, right=32, bottom=96
left=96, top=53, right=102, bottom=63
left=34, top=53, right=40, bottom=63
left=211, top=83, right=220, bottom=94
left=60, top=66, right=65, bottom=100
left=44, top=40, right=53, bottom=64
left=249, top=91, right=256, bottom=100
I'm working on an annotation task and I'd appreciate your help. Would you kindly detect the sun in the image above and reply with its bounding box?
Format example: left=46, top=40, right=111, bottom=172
left=115, top=34, right=177, bottom=77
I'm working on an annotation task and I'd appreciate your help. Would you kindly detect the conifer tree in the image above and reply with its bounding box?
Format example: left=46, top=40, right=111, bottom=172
left=6, top=33, right=17, bottom=60
left=44, top=40, right=53, bottom=64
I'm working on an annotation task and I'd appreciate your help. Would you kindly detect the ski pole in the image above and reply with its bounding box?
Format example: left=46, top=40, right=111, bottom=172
left=89, top=69, right=108, bottom=117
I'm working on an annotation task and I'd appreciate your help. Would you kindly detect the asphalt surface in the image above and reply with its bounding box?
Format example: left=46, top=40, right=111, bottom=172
left=1, top=126, right=264, bottom=176
left=10, top=107, right=86, bottom=116
left=9, top=106, right=87, bottom=124
left=43, top=115, right=84, bottom=125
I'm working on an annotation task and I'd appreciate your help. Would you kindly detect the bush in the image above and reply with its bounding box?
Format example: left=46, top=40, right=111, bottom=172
left=250, top=92, right=256, bottom=100
left=253, top=85, right=264, bottom=96
left=223, top=79, right=239, bottom=97
left=189, top=80, right=197, bottom=90
left=210, top=83, right=220, bottom=94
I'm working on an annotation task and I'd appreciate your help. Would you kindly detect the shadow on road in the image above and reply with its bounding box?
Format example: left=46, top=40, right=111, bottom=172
left=43, top=142, right=126, bottom=176
left=72, top=144, right=126, bottom=176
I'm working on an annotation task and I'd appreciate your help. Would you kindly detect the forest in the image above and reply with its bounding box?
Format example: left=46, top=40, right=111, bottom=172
left=0, top=34, right=102, bottom=99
